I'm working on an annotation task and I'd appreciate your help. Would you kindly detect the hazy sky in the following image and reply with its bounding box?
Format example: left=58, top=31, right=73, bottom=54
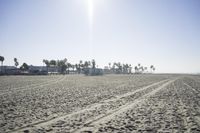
left=0, top=0, right=200, bottom=73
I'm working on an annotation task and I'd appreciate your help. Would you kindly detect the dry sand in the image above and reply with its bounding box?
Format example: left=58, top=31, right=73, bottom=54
left=0, top=74, right=200, bottom=132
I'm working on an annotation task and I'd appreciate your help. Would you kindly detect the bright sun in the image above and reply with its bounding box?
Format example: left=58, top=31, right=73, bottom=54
left=87, top=0, right=94, bottom=25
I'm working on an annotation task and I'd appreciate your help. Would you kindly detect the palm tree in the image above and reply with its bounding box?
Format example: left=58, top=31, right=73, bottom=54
left=116, top=62, right=122, bottom=73
left=50, top=60, right=56, bottom=67
left=144, top=67, right=148, bottom=73
left=56, top=59, right=67, bottom=74
left=67, top=63, right=72, bottom=74
left=63, top=58, right=67, bottom=63
left=153, top=66, right=155, bottom=72
left=0, top=56, right=5, bottom=72
left=84, top=61, right=89, bottom=69
left=122, top=64, right=129, bottom=74
left=115, top=63, right=119, bottom=73
left=136, top=63, right=142, bottom=74
left=150, top=65, right=153, bottom=72
left=88, top=61, right=91, bottom=67
left=92, top=59, right=96, bottom=69
left=75, top=64, right=78, bottom=74
left=125, top=64, right=129, bottom=74
left=108, top=63, right=111, bottom=69
left=79, top=60, right=83, bottom=74
left=112, top=62, right=117, bottom=72
left=140, top=66, right=144, bottom=73
left=71, top=65, right=75, bottom=73
left=134, top=66, right=138, bottom=74
left=150, top=65, right=156, bottom=73
left=14, top=58, right=19, bottom=68
left=83, top=61, right=90, bottom=75
left=79, top=60, right=83, bottom=65
left=61, top=58, right=67, bottom=73
left=128, top=64, right=132, bottom=74
left=20, top=63, right=29, bottom=71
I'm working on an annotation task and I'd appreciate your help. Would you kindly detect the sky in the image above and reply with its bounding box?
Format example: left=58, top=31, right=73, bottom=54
left=0, top=0, right=200, bottom=73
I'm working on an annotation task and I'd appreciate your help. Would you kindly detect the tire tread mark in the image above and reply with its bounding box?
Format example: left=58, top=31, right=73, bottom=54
left=73, top=78, right=177, bottom=133
left=10, top=78, right=174, bottom=133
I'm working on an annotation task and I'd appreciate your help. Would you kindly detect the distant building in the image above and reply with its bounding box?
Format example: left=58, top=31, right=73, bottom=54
left=83, top=68, right=103, bottom=76
left=0, top=66, right=20, bottom=75
left=28, top=65, right=47, bottom=75
left=48, top=66, right=61, bottom=74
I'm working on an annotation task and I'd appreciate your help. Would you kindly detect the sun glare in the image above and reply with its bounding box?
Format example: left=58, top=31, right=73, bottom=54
left=87, top=0, right=94, bottom=58
left=88, top=0, right=94, bottom=26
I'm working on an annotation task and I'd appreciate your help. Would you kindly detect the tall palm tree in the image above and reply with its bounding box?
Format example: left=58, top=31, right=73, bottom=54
left=0, top=56, right=5, bottom=72
left=116, top=62, right=122, bottom=73
left=122, top=64, right=125, bottom=73
left=134, top=66, right=138, bottom=74
left=108, top=63, right=111, bottom=69
left=88, top=61, right=91, bottom=67
left=75, top=64, right=78, bottom=74
left=92, top=59, right=96, bottom=69
left=122, top=64, right=129, bottom=74
left=63, top=58, right=67, bottom=63
left=63, top=58, right=68, bottom=74
left=0, top=56, right=4, bottom=66
left=153, top=66, right=155, bottom=72
left=140, top=66, right=144, bottom=73
left=144, top=67, right=148, bottom=73
left=79, top=60, right=83, bottom=65
left=71, top=65, right=75, bottom=73
left=56, top=60, right=66, bottom=74
left=67, top=63, right=72, bottom=74
left=14, top=58, right=19, bottom=68
left=129, top=64, right=132, bottom=74
left=125, top=64, right=129, bottom=74
left=84, top=61, right=89, bottom=69
left=83, top=61, right=90, bottom=75
left=150, top=65, right=156, bottom=72
left=43, top=59, right=46, bottom=66
left=78, top=60, right=83, bottom=74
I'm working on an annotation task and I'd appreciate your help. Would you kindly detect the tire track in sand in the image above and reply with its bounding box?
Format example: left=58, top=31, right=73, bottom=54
left=10, top=78, right=174, bottom=133
left=182, top=82, right=200, bottom=129
left=74, top=78, right=177, bottom=133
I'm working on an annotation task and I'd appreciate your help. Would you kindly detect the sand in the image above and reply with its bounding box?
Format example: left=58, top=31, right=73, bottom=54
left=0, top=74, right=200, bottom=132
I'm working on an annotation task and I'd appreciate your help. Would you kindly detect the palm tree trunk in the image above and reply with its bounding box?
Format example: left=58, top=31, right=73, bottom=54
left=0, top=61, right=2, bottom=73
left=1, top=62, right=2, bottom=73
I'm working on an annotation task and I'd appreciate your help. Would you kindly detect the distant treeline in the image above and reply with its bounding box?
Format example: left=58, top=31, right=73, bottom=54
left=0, top=56, right=155, bottom=75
